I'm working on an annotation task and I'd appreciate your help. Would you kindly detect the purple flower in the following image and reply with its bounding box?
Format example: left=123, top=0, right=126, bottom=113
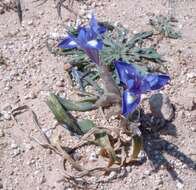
left=58, top=14, right=106, bottom=64
left=114, top=61, right=170, bottom=116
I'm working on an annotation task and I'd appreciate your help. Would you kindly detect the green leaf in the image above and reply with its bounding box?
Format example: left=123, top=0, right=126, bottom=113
left=47, top=93, right=83, bottom=135
left=57, top=96, right=97, bottom=112
left=77, top=119, right=96, bottom=134
left=150, top=15, right=181, bottom=39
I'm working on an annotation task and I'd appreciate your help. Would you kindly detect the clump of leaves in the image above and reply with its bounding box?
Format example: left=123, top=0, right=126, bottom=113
left=149, top=15, right=181, bottom=39
left=52, top=22, right=166, bottom=90
left=47, top=93, right=142, bottom=167
left=64, top=23, right=163, bottom=70
left=44, top=15, right=174, bottom=184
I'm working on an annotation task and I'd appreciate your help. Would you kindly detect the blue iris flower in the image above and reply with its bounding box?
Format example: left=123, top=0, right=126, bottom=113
left=58, top=14, right=106, bottom=64
left=114, top=61, right=170, bottom=116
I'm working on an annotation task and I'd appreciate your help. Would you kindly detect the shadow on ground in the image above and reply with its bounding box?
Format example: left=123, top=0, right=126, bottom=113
left=140, top=111, right=196, bottom=182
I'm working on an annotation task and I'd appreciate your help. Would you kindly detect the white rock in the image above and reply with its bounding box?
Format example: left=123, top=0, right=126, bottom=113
left=11, top=143, right=18, bottom=149
left=89, top=152, right=97, bottom=161
left=2, top=111, right=11, bottom=120
left=176, top=181, right=184, bottom=189
left=27, top=20, right=34, bottom=26
left=12, top=149, right=21, bottom=157
left=108, top=171, right=117, bottom=180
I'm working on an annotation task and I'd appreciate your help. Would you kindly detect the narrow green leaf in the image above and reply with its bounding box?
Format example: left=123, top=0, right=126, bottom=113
left=47, top=93, right=83, bottom=135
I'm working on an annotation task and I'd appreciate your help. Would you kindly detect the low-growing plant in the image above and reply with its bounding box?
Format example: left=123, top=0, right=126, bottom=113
left=46, top=14, right=174, bottom=180
left=149, top=15, right=181, bottom=39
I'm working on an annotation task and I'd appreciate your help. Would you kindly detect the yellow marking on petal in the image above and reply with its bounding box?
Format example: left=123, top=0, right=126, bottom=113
left=87, top=40, right=98, bottom=47
left=69, top=41, right=77, bottom=46
left=127, top=95, right=136, bottom=104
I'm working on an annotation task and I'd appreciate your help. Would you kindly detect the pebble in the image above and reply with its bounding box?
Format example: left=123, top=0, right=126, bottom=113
left=2, top=111, right=11, bottom=120
left=24, top=143, right=34, bottom=151
left=42, top=128, right=52, bottom=138
left=0, top=129, right=4, bottom=137
left=149, top=93, right=174, bottom=121
left=24, top=91, right=37, bottom=99
left=0, top=183, right=3, bottom=189
left=118, top=167, right=127, bottom=178
left=0, top=7, right=4, bottom=15
left=126, top=166, right=132, bottom=173
left=186, top=70, right=196, bottom=80
left=56, top=80, right=64, bottom=87
left=39, top=175, right=46, bottom=184
left=28, top=20, right=34, bottom=26
left=144, top=170, right=151, bottom=176
left=176, top=181, right=184, bottom=189
left=11, top=149, right=21, bottom=157
left=89, top=152, right=97, bottom=161
left=107, top=171, right=117, bottom=180
left=190, top=127, right=196, bottom=132
left=11, top=143, right=18, bottom=149
left=39, top=10, right=45, bottom=15
left=156, top=178, right=163, bottom=185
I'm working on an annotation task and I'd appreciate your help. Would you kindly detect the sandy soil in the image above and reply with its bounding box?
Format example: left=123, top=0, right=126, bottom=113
left=0, top=0, right=196, bottom=189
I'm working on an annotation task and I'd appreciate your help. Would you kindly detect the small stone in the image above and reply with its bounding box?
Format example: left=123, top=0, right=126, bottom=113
left=12, top=149, right=21, bottom=157
left=0, top=129, right=4, bottom=137
left=190, top=127, right=196, bottom=132
left=39, top=175, right=46, bottom=184
left=126, top=166, right=132, bottom=173
left=0, top=7, right=4, bottom=14
left=0, top=183, right=3, bottom=189
left=144, top=170, right=151, bottom=176
left=108, top=171, right=117, bottom=180
left=176, top=181, right=184, bottom=189
left=118, top=167, right=127, bottom=178
left=156, top=178, right=163, bottom=185
left=56, top=80, right=64, bottom=87
left=42, top=128, right=52, bottom=138
left=11, top=143, right=18, bottom=149
left=149, top=93, right=174, bottom=121
left=28, top=20, right=33, bottom=26
left=89, top=152, right=97, bottom=161
left=186, top=71, right=196, bottom=80
left=28, top=92, right=37, bottom=99
left=24, top=143, right=34, bottom=151
left=39, top=10, right=45, bottom=15
left=2, top=111, right=11, bottom=120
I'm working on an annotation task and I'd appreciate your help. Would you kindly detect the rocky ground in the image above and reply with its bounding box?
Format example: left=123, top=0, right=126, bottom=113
left=0, top=0, right=196, bottom=190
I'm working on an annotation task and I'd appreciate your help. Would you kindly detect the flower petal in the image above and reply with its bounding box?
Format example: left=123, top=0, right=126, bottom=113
left=98, top=25, right=107, bottom=34
left=58, top=37, right=77, bottom=49
left=127, top=79, right=135, bottom=89
left=90, top=14, right=107, bottom=35
left=90, top=14, right=98, bottom=33
left=78, top=27, right=88, bottom=43
left=144, top=74, right=170, bottom=90
left=140, top=78, right=152, bottom=93
left=86, top=39, right=103, bottom=49
left=114, top=61, right=140, bottom=85
left=122, top=90, right=141, bottom=116
left=84, top=48, right=100, bottom=64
